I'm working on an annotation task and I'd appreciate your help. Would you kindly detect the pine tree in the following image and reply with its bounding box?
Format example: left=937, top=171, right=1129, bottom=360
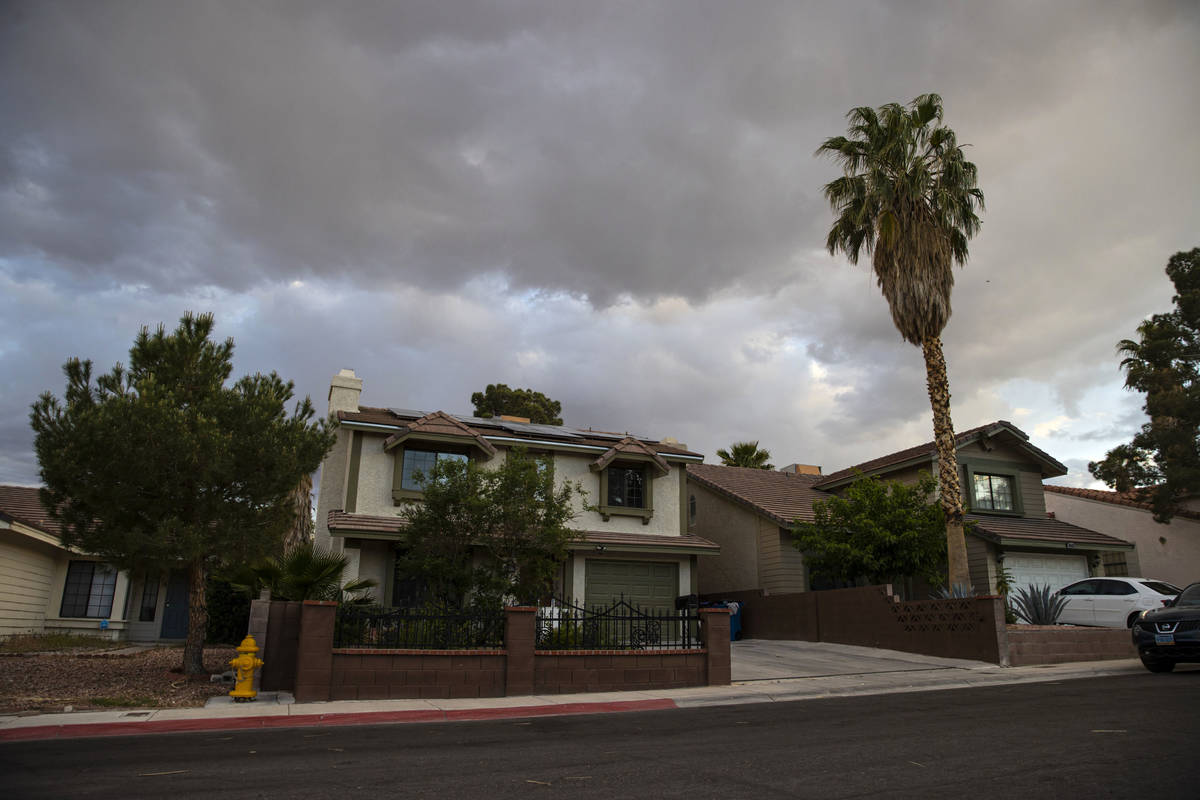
left=1091, top=248, right=1200, bottom=521
left=31, top=313, right=335, bottom=674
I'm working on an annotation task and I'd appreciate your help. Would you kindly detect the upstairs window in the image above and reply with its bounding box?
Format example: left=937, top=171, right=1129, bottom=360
left=972, top=473, right=1015, bottom=511
left=606, top=466, right=645, bottom=508
left=61, top=561, right=117, bottom=618
left=400, top=449, right=468, bottom=491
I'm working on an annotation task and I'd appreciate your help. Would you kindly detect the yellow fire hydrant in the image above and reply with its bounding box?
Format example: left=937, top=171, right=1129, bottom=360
left=228, top=634, right=264, bottom=702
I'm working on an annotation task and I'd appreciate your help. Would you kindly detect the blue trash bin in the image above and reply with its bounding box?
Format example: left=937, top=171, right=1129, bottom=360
left=701, top=600, right=742, bottom=641
left=725, top=601, right=743, bottom=641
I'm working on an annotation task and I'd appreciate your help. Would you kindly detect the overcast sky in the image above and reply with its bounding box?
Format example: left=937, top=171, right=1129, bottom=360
left=2, top=1, right=1197, bottom=489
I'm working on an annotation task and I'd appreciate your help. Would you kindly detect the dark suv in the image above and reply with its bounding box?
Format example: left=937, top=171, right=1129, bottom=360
left=1131, top=582, right=1200, bottom=673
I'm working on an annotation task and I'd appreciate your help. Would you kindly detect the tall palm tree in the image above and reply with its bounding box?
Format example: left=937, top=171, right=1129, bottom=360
left=817, top=94, right=984, bottom=591
left=716, top=441, right=775, bottom=469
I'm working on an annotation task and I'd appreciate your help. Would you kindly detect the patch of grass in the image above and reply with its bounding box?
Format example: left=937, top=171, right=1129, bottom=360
left=0, top=633, right=120, bottom=654
left=89, top=696, right=162, bottom=708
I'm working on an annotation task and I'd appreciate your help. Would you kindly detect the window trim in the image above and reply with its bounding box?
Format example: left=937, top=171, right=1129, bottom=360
left=960, top=457, right=1025, bottom=516
left=138, top=572, right=160, bottom=622
left=598, top=462, right=654, bottom=523
left=60, top=560, right=118, bottom=619
left=391, top=441, right=474, bottom=503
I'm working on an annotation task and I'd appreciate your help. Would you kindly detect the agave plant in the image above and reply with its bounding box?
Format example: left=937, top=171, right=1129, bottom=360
left=1011, top=583, right=1068, bottom=625
left=932, top=583, right=977, bottom=599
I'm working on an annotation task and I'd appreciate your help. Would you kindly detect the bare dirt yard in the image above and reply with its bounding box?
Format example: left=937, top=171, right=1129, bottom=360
left=0, top=643, right=238, bottom=714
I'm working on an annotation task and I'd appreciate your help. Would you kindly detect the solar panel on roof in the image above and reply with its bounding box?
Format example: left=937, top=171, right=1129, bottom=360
left=388, top=407, right=428, bottom=420
left=494, top=420, right=583, bottom=439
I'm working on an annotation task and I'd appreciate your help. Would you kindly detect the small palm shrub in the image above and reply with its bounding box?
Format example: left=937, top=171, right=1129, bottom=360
left=1011, top=583, right=1068, bottom=625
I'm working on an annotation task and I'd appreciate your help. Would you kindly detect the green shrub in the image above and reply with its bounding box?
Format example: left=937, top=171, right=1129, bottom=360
left=205, top=578, right=251, bottom=645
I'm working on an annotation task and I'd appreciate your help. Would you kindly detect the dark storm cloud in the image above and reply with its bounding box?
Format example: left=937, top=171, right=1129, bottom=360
left=7, top=1, right=1188, bottom=305
left=1, top=1, right=1198, bottom=485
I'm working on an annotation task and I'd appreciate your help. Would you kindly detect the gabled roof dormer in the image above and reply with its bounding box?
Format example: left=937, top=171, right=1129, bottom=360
left=382, top=411, right=497, bottom=458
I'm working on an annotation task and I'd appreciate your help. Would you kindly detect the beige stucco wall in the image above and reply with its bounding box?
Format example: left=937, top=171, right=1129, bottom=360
left=314, top=425, right=353, bottom=553
left=555, top=453, right=683, bottom=537
left=351, top=432, right=401, bottom=516
left=691, top=482, right=761, bottom=595
left=1045, top=492, right=1200, bottom=587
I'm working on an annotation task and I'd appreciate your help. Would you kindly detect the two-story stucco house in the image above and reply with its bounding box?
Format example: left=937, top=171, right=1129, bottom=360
left=314, top=370, right=719, bottom=610
left=691, top=420, right=1134, bottom=597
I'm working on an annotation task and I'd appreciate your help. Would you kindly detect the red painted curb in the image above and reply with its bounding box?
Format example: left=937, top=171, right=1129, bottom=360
left=0, top=698, right=677, bottom=742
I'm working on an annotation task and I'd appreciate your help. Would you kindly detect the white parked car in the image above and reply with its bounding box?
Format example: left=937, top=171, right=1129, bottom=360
left=1054, top=577, right=1182, bottom=628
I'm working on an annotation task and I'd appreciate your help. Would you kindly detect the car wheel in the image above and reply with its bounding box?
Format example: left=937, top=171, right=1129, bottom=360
left=1127, top=611, right=1142, bottom=628
left=1140, top=655, right=1176, bottom=673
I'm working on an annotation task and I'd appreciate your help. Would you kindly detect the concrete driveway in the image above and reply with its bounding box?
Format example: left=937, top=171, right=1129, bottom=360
left=731, top=639, right=990, bottom=681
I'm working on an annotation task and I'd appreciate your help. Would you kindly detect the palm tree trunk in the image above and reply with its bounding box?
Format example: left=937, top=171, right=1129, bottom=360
left=182, top=558, right=208, bottom=676
left=921, top=336, right=972, bottom=590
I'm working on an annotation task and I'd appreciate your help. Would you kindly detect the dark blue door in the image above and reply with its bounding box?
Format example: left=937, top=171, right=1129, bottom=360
left=160, top=569, right=190, bottom=639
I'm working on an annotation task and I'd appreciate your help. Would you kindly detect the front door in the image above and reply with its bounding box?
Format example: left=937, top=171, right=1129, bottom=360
left=160, top=569, right=190, bottom=639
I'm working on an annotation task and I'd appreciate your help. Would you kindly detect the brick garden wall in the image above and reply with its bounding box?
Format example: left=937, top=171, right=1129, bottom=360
left=285, top=602, right=731, bottom=702
left=1007, top=627, right=1136, bottom=666
left=534, top=651, right=707, bottom=693
left=329, top=651, right=506, bottom=700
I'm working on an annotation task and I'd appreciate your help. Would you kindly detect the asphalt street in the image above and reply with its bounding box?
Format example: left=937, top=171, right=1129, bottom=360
left=4, top=672, right=1198, bottom=799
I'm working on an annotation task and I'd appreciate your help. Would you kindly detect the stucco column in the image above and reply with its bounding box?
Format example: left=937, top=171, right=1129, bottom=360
left=294, top=601, right=337, bottom=702
left=246, top=597, right=271, bottom=692
left=700, top=607, right=731, bottom=686
left=504, top=607, right=537, bottom=696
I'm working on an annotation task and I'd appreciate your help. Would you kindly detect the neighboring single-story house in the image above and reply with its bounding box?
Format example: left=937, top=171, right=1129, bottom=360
left=690, top=421, right=1134, bottom=597
left=314, top=370, right=719, bottom=611
left=1044, top=485, right=1200, bottom=588
left=0, top=484, right=188, bottom=641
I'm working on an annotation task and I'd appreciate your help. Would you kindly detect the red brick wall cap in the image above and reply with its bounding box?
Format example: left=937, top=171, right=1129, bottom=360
left=698, top=607, right=731, bottom=615
left=302, top=600, right=339, bottom=606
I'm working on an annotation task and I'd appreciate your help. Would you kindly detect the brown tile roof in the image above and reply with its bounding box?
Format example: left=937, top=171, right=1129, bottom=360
left=590, top=437, right=671, bottom=476
left=570, top=530, right=720, bottom=553
left=814, top=420, right=1068, bottom=487
left=339, top=406, right=702, bottom=458
left=382, top=411, right=497, bottom=456
left=967, top=514, right=1133, bottom=550
left=1043, top=484, right=1200, bottom=521
left=687, top=464, right=830, bottom=526
left=327, top=510, right=405, bottom=535
left=0, top=484, right=62, bottom=537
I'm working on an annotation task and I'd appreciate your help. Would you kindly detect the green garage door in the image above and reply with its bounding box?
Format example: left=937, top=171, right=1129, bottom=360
left=584, top=560, right=678, bottom=613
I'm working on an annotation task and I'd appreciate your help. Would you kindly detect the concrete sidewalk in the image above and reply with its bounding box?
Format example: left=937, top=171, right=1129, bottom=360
left=0, top=648, right=1155, bottom=743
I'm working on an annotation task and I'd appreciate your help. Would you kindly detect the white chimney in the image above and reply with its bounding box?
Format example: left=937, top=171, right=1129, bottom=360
left=328, top=369, right=363, bottom=414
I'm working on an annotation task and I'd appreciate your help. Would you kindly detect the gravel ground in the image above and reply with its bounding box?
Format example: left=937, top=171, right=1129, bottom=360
left=0, top=646, right=238, bottom=714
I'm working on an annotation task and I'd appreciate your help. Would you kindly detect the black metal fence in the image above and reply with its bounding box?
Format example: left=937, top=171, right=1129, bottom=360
left=334, top=605, right=504, bottom=650
left=535, top=598, right=702, bottom=651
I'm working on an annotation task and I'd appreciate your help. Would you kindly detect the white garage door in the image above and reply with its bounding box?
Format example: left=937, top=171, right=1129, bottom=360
left=1004, top=553, right=1088, bottom=594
